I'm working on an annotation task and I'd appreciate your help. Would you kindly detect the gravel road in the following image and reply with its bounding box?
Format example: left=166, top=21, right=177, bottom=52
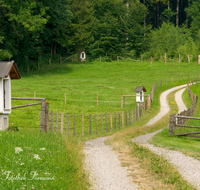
left=133, top=86, right=200, bottom=190
left=84, top=137, right=138, bottom=190
left=84, top=84, right=200, bottom=190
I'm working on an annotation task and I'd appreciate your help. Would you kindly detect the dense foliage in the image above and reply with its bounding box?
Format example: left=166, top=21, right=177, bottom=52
left=0, top=0, right=199, bottom=70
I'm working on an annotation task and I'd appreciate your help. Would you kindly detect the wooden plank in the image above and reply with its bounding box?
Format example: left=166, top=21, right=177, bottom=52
left=175, top=116, right=200, bottom=120
left=46, top=102, right=49, bottom=132
left=61, top=113, right=64, bottom=135
left=181, top=135, right=200, bottom=138
left=106, top=113, right=108, bottom=132
left=12, top=102, right=41, bottom=109
left=101, top=114, right=103, bottom=131
left=169, top=114, right=175, bottom=136
left=67, top=114, right=69, bottom=136
left=56, top=112, right=59, bottom=133
left=74, top=114, right=76, bottom=136
left=175, top=131, right=200, bottom=136
left=110, top=113, right=113, bottom=131
left=176, top=124, right=200, bottom=129
left=95, top=114, right=98, bottom=134
left=11, top=97, right=44, bottom=101
left=40, top=99, right=46, bottom=132
left=82, top=114, right=84, bottom=136
left=51, top=111, right=54, bottom=132
left=90, top=114, right=92, bottom=134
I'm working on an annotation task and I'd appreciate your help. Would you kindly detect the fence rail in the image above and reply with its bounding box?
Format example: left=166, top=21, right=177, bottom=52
left=169, top=83, right=199, bottom=137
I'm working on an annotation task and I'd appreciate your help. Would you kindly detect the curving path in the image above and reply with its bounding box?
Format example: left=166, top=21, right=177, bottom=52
left=133, top=86, right=200, bottom=190
left=84, top=84, right=200, bottom=190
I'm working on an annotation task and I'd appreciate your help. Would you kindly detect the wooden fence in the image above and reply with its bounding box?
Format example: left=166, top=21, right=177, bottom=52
left=169, top=83, right=199, bottom=137
left=45, top=81, right=158, bottom=135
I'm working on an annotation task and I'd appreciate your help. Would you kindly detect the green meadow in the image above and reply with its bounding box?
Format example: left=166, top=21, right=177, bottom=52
left=1, top=60, right=200, bottom=189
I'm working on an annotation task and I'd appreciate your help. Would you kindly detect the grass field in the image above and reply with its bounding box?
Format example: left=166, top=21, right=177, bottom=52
left=2, top=60, right=200, bottom=189
left=10, top=60, right=200, bottom=134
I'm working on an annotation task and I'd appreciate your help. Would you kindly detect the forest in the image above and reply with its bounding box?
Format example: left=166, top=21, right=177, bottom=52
left=0, top=0, right=199, bottom=70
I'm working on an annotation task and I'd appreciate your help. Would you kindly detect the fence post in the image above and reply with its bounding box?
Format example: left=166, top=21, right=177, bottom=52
left=61, top=113, right=64, bottom=135
left=122, top=111, right=124, bottom=128
left=121, top=96, right=123, bottom=108
left=56, top=113, right=59, bottom=133
left=106, top=113, right=108, bottom=132
left=51, top=111, right=54, bottom=132
left=40, top=99, right=46, bottom=132
left=95, top=114, right=98, bottom=134
left=150, top=56, right=152, bottom=64
left=90, top=114, right=92, bottom=134
left=45, top=102, right=49, bottom=132
left=164, top=53, right=166, bottom=64
left=123, top=96, right=125, bottom=107
left=129, top=110, right=131, bottom=126
left=188, top=55, right=190, bottom=63
left=82, top=114, right=84, bottom=135
left=169, top=114, right=176, bottom=136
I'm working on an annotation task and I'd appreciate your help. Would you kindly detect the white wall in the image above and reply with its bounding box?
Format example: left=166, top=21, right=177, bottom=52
left=136, top=91, right=144, bottom=102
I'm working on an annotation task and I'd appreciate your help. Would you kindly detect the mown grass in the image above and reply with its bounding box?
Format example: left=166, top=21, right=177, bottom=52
left=151, top=83, right=200, bottom=161
left=105, top=89, right=195, bottom=189
left=0, top=129, right=89, bottom=190
left=5, top=60, right=200, bottom=189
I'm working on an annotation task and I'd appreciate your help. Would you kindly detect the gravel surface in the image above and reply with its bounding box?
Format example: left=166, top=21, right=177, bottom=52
left=84, top=137, right=138, bottom=190
left=132, top=86, right=200, bottom=190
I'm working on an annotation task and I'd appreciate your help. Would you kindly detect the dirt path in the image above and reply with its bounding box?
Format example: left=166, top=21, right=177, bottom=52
left=84, top=84, right=199, bottom=190
left=132, top=87, right=200, bottom=190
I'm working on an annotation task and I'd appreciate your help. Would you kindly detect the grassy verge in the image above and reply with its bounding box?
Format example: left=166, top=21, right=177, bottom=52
left=151, top=83, right=200, bottom=161
left=0, top=129, right=89, bottom=190
left=105, top=89, right=195, bottom=189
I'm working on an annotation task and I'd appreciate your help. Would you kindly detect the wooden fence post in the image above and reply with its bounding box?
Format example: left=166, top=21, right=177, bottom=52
left=82, top=114, right=84, bottom=135
left=106, top=113, right=108, bottom=132
left=150, top=56, right=152, bottom=64
left=117, top=56, right=119, bottom=62
left=121, top=96, right=123, bottom=108
left=45, top=102, right=49, bottom=132
left=123, top=96, right=125, bottom=107
left=67, top=114, right=69, bottom=136
left=40, top=99, right=46, bottom=132
left=132, top=109, right=134, bottom=124
left=164, top=53, right=166, bottom=64
left=169, top=113, right=176, bottom=136
left=125, top=111, right=127, bottom=127
left=198, top=55, right=200, bottom=64
left=129, top=110, right=131, bottom=126
left=56, top=112, right=59, bottom=133
left=95, top=114, right=98, bottom=134
left=61, top=113, right=64, bottom=135
left=110, top=113, right=113, bottom=131
left=51, top=111, right=54, bottom=132
left=74, top=114, right=76, bottom=136
left=90, top=114, right=92, bottom=134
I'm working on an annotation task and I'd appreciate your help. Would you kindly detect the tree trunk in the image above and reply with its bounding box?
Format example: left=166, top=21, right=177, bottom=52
left=51, top=44, right=53, bottom=56
left=186, top=0, right=190, bottom=27
left=176, top=0, right=179, bottom=27
left=157, top=2, right=159, bottom=27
